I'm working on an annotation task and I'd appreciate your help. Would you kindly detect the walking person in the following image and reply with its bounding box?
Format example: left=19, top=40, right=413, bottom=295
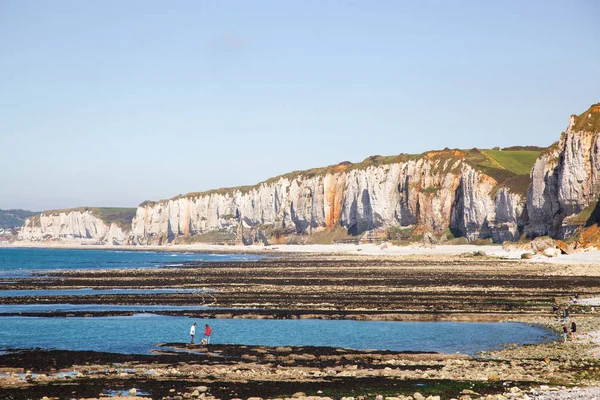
left=571, top=320, right=577, bottom=341
left=203, top=324, right=212, bottom=344
left=562, top=324, right=568, bottom=343
left=190, top=322, right=197, bottom=344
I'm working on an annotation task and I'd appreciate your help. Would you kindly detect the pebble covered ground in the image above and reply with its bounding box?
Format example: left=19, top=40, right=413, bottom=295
left=3, top=254, right=600, bottom=399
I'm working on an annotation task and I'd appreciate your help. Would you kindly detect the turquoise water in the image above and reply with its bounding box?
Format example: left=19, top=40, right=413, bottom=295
left=0, top=314, right=554, bottom=355
left=0, top=249, right=555, bottom=355
left=0, top=288, right=212, bottom=297
left=0, top=248, right=261, bottom=277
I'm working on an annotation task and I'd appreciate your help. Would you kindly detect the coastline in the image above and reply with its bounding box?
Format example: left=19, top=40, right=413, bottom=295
left=2, top=245, right=600, bottom=398
left=4, top=241, right=600, bottom=265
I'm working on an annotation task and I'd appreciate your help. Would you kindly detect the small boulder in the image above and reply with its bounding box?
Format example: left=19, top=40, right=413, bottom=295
left=128, top=388, right=137, bottom=396
left=292, top=393, right=306, bottom=398
left=422, top=232, right=437, bottom=245
left=543, top=247, right=561, bottom=257
left=555, top=240, right=574, bottom=255
left=521, top=252, right=533, bottom=259
left=531, top=236, right=555, bottom=254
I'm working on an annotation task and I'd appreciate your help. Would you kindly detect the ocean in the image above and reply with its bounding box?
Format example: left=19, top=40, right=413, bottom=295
left=0, top=248, right=554, bottom=355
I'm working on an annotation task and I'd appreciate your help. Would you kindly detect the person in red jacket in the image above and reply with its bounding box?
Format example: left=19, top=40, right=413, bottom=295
left=203, top=324, right=212, bottom=344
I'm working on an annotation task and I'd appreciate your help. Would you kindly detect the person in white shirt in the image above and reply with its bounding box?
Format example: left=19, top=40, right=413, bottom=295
left=190, top=322, right=197, bottom=344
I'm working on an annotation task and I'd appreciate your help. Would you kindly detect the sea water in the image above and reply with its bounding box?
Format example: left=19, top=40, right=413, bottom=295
left=0, top=288, right=213, bottom=297
left=0, top=314, right=554, bottom=355
left=0, top=248, right=261, bottom=277
left=0, top=249, right=554, bottom=355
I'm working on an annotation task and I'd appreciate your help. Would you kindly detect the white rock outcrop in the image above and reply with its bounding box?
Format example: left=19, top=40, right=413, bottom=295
left=527, top=107, right=600, bottom=238
left=19, top=210, right=128, bottom=244
left=131, top=151, right=525, bottom=245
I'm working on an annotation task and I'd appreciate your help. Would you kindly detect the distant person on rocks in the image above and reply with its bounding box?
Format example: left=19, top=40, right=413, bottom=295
left=190, top=322, right=197, bottom=344
left=571, top=321, right=577, bottom=340
left=562, top=324, right=568, bottom=343
left=592, top=306, right=596, bottom=314
left=203, top=324, right=212, bottom=344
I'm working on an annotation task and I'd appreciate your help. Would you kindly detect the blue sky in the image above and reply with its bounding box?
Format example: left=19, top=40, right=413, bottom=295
left=1, top=0, right=599, bottom=211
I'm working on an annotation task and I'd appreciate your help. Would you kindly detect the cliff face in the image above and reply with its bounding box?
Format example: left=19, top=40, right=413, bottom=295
left=130, top=150, right=527, bottom=245
left=527, top=105, right=600, bottom=238
left=18, top=104, right=600, bottom=246
left=19, top=209, right=131, bottom=244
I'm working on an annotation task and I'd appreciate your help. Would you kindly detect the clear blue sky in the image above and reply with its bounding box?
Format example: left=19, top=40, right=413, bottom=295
left=1, top=0, right=599, bottom=211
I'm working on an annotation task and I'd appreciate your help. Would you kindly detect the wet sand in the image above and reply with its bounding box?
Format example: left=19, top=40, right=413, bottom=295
left=5, top=241, right=600, bottom=265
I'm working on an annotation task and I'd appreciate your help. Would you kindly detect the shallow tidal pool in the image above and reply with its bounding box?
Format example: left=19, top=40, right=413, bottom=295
left=0, top=314, right=554, bottom=355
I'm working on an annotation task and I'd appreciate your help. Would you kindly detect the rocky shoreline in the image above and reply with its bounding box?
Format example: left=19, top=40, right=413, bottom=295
left=1, top=333, right=600, bottom=400
left=2, top=253, right=600, bottom=399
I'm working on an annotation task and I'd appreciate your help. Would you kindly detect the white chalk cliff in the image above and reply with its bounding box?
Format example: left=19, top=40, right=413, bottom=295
left=18, top=104, right=600, bottom=246
left=130, top=150, right=525, bottom=245
left=19, top=209, right=129, bottom=244
left=526, top=105, right=600, bottom=238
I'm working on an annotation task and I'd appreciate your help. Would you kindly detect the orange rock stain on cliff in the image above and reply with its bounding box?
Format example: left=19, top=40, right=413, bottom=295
left=324, top=175, right=346, bottom=229
left=181, top=202, right=191, bottom=236
left=425, top=149, right=465, bottom=159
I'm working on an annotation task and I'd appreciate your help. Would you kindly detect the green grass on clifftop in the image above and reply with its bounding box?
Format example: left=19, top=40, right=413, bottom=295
left=572, top=103, right=600, bottom=133
left=464, top=148, right=542, bottom=196
left=90, top=208, right=137, bottom=230
left=482, top=150, right=542, bottom=175
left=142, top=146, right=544, bottom=205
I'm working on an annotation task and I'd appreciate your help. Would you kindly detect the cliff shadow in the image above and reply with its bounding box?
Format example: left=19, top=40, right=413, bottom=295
left=585, top=201, right=600, bottom=227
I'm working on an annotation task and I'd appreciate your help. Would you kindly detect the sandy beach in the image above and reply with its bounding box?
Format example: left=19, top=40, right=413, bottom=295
left=4, top=241, right=600, bottom=265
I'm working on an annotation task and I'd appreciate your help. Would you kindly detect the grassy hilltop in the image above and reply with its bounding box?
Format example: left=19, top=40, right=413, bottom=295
left=0, top=209, right=39, bottom=229
left=141, top=146, right=543, bottom=206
